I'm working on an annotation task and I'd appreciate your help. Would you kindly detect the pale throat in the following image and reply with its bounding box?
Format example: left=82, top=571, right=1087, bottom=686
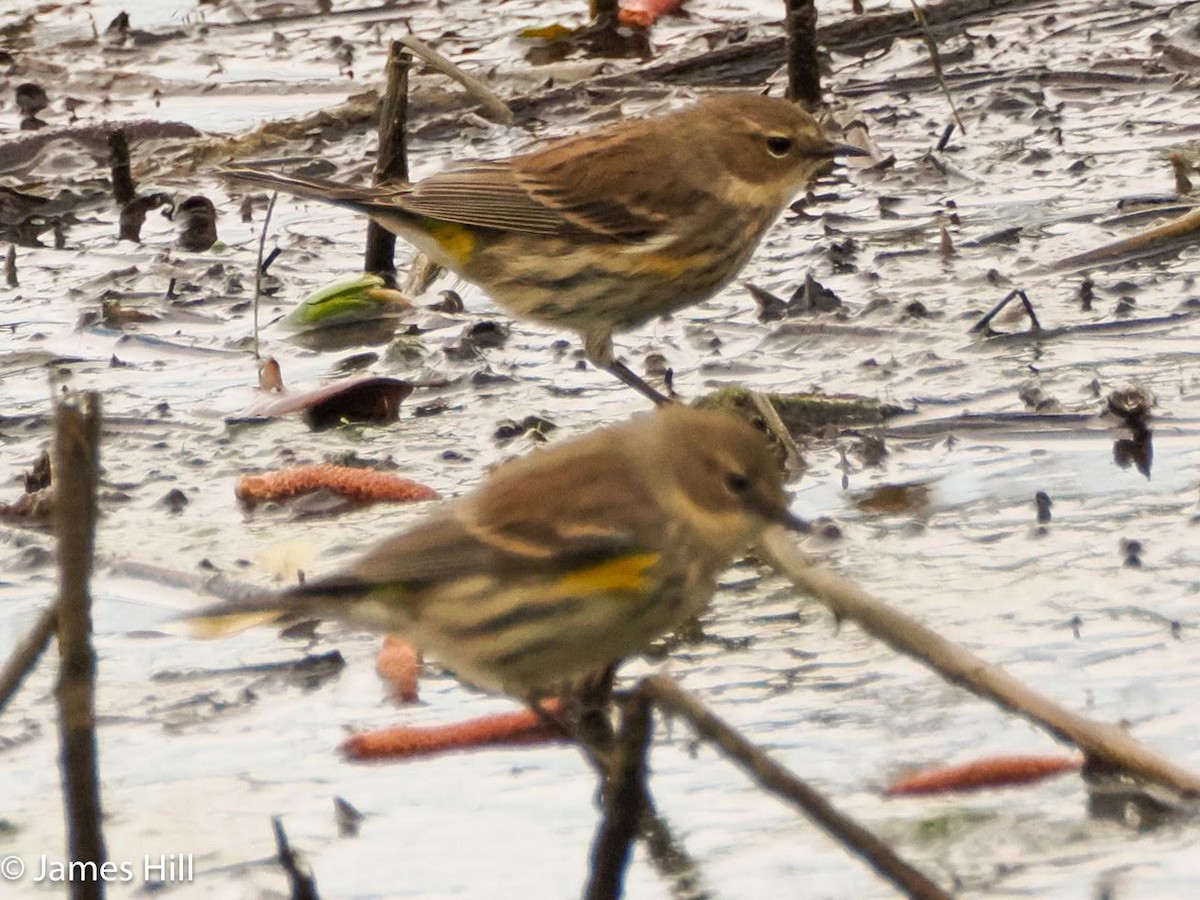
left=657, top=483, right=759, bottom=562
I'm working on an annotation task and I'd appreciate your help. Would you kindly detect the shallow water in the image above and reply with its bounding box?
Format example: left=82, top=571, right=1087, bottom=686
left=2, top=0, right=1200, bottom=897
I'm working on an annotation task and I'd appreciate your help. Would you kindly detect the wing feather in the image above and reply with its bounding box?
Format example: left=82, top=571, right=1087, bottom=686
left=309, top=425, right=663, bottom=594
left=226, top=115, right=690, bottom=244
left=397, top=124, right=677, bottom=242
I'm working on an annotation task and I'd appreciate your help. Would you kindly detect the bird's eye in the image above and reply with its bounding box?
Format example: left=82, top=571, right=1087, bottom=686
left=726, top=472, right=751, bottom=493
left=766, top=136, right=793, bottom=157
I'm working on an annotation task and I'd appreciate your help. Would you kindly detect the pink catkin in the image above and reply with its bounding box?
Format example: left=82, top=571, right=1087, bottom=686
left=885, top=755, right=1083, bottom=796
left=236, top=464, right=438, bottom=506
left=619, top=0, right=686, bottom=27
left=376, top=635, right=421, bottom=704
left=342, top=700, right=567, bottom=761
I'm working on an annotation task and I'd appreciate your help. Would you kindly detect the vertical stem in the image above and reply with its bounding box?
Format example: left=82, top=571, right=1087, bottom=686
left=784, top=0, right=822, bottom=107
left=590, top=0, right=619, bottom=25
left=108, top=130, right=135, bottom=204
left=54, top=392, right=107, bottom=900
left=272, top=816, right=320, bottom=900
left=585, top=690, right=652, bottom=900
left=253, top=193, right=278, bottom=360
left=364, top=41, right=411, bottom=285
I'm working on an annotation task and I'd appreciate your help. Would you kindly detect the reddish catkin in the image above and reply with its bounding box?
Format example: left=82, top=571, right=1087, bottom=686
left=885, top=755, right=1083, bottom=796
left=342, top=700, right=567, bottom=761
left=619, top=0, right=686, bottom=27
left=235, top=464, right=438, bottom=507
left=376, top=635, right=421, bottom=704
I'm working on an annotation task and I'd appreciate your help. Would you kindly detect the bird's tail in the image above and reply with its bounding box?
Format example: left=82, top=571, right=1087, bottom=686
left=184, top=577, right=377, bottom=638
left=220, top=166, right=400, bottom=215
left=185, top=594, right=292, bottom=638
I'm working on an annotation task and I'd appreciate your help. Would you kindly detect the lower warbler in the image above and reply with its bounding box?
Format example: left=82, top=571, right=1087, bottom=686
left=223, top=93, right=862, bottom=404
left=189, top=405, right=805, bottom=699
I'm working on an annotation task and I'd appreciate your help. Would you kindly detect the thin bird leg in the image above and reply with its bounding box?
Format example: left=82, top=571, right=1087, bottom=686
left=526, top=673, right=616, bottom=765
left=528, top=696, right=577, bottom=739
left=606, top=359, right=673, bottom=406
left=582, top=331, right=672, bottom=406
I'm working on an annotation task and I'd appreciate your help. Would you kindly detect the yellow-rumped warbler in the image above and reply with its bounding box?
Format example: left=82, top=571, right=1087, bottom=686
left=190, top=405, right=805, bottom=698
left=223, top=93, right=861, bottom=404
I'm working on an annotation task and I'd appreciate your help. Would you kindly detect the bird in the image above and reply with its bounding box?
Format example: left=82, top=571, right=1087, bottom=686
left=189, top=404, right=806, bottom=699
left=222, top=93, right=862, bottom=404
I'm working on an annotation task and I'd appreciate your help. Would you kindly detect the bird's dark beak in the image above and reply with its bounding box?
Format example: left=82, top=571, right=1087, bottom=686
left=775, top=507, right=811, bottom=533
left=748, top=490, right=811, bottom=534
left=832, top=143, right=871, bottom=158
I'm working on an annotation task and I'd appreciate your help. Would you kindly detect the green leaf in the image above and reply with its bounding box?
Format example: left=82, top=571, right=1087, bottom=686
left=282, top=273, right=413, bottom=330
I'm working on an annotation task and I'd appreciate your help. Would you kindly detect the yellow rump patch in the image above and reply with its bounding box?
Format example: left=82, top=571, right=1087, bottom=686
left=557, top=552, right=660, bottom=596
left=423, top=219, right=477, bottom=265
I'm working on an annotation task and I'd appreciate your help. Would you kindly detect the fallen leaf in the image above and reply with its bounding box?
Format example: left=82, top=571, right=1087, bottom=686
left=282, top=273, right=414, bottom=330
left=231, top=375, right=413, bottom=429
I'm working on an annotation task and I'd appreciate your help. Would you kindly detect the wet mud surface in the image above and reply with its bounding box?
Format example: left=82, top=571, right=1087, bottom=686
left=2, top=0, right=1200, bottom=897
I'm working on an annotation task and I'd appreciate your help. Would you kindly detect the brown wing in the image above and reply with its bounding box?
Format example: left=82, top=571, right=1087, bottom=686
left=311, top=423, right=663, bottom=595
left=396, top=163, right=571, bottom=236
left=400, top=118, right=683, bottom=242
left=225, top=112, right=690, bottom=243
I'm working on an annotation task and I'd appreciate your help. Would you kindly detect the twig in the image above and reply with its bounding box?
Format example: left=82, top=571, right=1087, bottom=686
left=271, top=816, right=320, bottom=900
left=376, top=42, right=412, bottom=173
left=635, top=816, right=710, bottom=900
left=979, top=310, right=1200, bottom=346
left=969, top=290, right=1200, bottom=343
left=585, top=690, right=653, bottom=900
left=396, top=34, right=514, bottom=125
left=253, top=192, right=278, bottom=360
left=108, top=129, right=135, bottom=204
left=783, top=0, right=822, bottom=106
left=53, top=392, right=107, bottom=900
left=881, top=410, right=1100, bottom=440
left=334, top=796, right=364, bottom=838
left=935, top=122, right=955, bottom=152
left=908, top=0, right=966, bottom=135
left=1049, top=204, right=1200, bottom=271
left=364, top=41, right=412, bottom=284
left=106, top=559, right=266, bottom=605
left=5, top=243, right=16, bottom=287
left=641, top=676, right=952, bottom=900
left=152, top=652, right=345, bottom=684
left=590, top=0, right=619, bottom=24
left=970, top=288, right=1040, bottom=333
left=756, top=526, right=1200, bottom=796
left=0, top=605, right=56, bottom=716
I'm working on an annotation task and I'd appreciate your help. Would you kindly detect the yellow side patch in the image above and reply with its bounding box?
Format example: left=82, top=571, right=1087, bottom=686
left=423, top=219, right=477, bottom=265
left=630, top=249, right=693, bottom=279
left=557, top=552, right=660, bottom=596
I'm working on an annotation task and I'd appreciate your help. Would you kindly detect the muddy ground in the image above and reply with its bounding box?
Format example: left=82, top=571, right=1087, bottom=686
left=2, top=0, right=1200, bottom=897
